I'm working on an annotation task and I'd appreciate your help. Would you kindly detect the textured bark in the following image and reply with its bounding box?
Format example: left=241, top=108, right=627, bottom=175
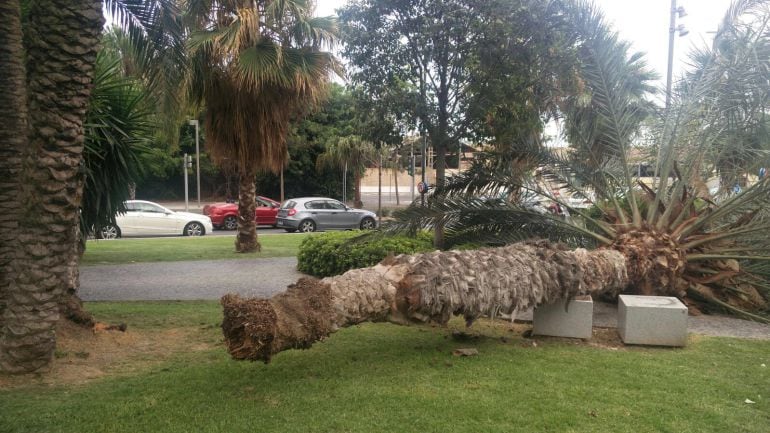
left=235, top=170, right=260, bottom=253
left=0, top=0, right=27, bottom=327
left=0, top=0, right=103, bottom=374
left=222, top=241, right=628, bottom=363
left=354, top=171, right=363, bottom=208
left=612, top=230, right=686, bottom=296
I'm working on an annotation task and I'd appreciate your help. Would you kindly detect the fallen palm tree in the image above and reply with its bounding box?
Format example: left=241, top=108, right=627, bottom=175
left=222, top=241, right=627, bottom=362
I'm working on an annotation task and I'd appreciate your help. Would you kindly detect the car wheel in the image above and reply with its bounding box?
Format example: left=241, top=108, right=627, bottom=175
left=184, top=221, right=205, bottom=236
left=98, top=224, right=120, bottom=239
left=298, top=219, right=316, bottom=233
left=223, top=215, right=238, bottom=230
left=360, top=217, right=376, bottom=230
left=284, top=228, right=297, bottom=233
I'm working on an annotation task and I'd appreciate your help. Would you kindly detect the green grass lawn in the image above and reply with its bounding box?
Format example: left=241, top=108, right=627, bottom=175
left=81, top=234, right=306, bottom=265
left=1, top=301, right=768, bottom=433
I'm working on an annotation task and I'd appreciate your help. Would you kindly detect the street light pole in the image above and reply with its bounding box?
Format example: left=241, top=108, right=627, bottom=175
left=188, top=119, right=201, bottom=208
left=665, top=1, right=688, bottom=110
left=656, top=1, right=687, bottom=186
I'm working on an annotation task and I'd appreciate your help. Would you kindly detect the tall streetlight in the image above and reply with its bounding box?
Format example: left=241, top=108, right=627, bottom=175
left=657, top=1, right=688, bottom=186
left=666, top=1, right=688, bottom=110
left=188, top=119, right=201, bottom=208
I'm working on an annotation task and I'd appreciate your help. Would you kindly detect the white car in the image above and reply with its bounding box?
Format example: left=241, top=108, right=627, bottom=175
left=98, top=200, right=214, bottom=239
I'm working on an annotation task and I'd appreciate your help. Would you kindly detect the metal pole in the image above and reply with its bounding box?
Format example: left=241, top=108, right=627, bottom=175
left=665, top=0, right=677, bottom=111
left=421, top=131, right=427, bottom=207
left=183, top=153, right=189, bottom=212
left=343, top=162, right=347, bottom=204
left=656, top=0, right=678, bottom=187
left=280, top=169, right=285, bottom=203
left=410, top=140, right=415, bottom=201
left=378, top=154, right=382, bottom=223
left=195, top=122, right=201, bottom=208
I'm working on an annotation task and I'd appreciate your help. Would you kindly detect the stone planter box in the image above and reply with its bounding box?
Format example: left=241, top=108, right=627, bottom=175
left=533, top=295, right=593, bottom=339
left=618, top=295, right=688, bottom=347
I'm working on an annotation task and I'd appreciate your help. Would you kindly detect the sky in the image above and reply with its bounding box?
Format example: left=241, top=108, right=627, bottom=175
left=315, top=0, right=735, bottom=92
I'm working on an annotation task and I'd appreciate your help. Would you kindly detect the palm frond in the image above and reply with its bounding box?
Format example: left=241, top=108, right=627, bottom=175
left=81, top=54, right=154, bottom=240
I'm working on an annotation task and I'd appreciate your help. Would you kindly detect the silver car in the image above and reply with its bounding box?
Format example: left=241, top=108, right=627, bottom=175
left=275, top=197, right=377, bottom=233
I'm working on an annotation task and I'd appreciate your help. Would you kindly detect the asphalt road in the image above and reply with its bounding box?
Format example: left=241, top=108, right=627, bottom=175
left=79, top=257, right=304, bottom=301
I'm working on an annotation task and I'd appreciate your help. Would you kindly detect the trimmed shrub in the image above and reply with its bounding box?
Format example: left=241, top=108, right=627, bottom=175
left=297, top=231, right=434, bottom=277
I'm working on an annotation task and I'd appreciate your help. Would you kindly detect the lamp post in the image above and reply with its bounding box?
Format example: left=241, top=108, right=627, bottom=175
left=656, top=1, right=688, bottom=186
left=188, top=119, right=201, bottom=208
left=666, top=1, right=688, bottom=110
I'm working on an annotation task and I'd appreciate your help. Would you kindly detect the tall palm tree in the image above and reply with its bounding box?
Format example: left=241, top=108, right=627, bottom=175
left=316, top=136, right=377, bottom=207
left=0, top=0, right=182, bottom=374
left=219, top=0, right=770, bottom=363
left=187, top=0, right=341, bottom=252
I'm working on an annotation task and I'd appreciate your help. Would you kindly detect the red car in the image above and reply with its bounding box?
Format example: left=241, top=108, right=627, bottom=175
left=203, top=196, right=280, bottom=230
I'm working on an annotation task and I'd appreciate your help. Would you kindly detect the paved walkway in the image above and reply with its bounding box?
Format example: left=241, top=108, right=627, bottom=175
left=80, top=257, right=770, bottom=340
left=79, top=257, right=303, bottom=301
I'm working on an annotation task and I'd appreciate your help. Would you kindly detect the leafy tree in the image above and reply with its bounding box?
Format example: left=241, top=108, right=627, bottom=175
left=317, top=136, right=377, bottom=207
left=255, top=84, right=358, bottom=201
left=187, top=0, right=341, bottom=252
left=339, top=0, right=478, bottom=247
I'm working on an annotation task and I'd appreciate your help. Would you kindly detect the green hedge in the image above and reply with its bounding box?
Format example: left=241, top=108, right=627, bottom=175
left=297, top=231, right=434, bottom=277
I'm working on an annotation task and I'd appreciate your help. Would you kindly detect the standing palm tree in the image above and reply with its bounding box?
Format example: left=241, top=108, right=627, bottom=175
left=316, top=136, right=377, bottom=207
left=220, top=0, right=770, bottom=363
left=0, top=0, right=182, bottom=374
left=0, top=0, right=106, bottom=374
left=187, top=0, right=341, bottom=252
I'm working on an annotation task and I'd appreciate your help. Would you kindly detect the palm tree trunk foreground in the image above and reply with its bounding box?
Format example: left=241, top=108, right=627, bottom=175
left=0, top=0, right=27, bottom=325
left=0, top=0, right=103, bottom=374
left=235, top=170, right=260, bottom=253
left=222, top=241, right=628, bottom=363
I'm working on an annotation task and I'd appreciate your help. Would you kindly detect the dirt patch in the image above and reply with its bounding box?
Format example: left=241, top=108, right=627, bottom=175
left=0, top=320, right=219, bottom=389
left=445, top=318, right=628, bottom=350
left=529, top=327, right=626, bottom=349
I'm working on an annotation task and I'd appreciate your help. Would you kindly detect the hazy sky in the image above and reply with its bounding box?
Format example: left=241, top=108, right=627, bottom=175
left=316, top=0, right=735, bottom=90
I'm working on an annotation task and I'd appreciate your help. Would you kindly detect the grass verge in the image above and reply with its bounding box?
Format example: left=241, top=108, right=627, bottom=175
left=1, top=301, right=768, bottom=432
left=82, top=234, right=306, bottom=265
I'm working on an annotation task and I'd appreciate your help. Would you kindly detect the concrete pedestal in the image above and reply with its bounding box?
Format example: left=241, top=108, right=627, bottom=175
left=533, top=296, right=593, bottom=339
left=618, top=295, right=687, bottom=346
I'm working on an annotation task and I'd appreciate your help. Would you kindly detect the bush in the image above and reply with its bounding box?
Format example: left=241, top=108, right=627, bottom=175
left=297, top=231, right=434, bottom=277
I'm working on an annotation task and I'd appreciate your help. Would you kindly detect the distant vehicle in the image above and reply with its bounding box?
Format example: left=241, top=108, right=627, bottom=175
left=98, top=200, right=213, bottom=239
left=276, top=197, right=377, bottom=233
left=203, top=196, right=280, bottom=230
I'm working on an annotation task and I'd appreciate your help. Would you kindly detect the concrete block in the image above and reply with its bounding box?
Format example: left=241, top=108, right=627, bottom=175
left=533, top=295, right=593, bottom=339
left=618, top=295, right=687, bottom=347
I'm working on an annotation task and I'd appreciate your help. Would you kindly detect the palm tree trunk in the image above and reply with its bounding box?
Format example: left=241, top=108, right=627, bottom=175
left=0, top=0, right=103, bottom=374
left=354, top=171, right=363, bottom=208
left=222, top=241, right=628, bottom=363
left=0, top=0, right=27, bottom=327
left=392, top=155, right=400, bottom=206
left=235, top=169, right=260, bottom=253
